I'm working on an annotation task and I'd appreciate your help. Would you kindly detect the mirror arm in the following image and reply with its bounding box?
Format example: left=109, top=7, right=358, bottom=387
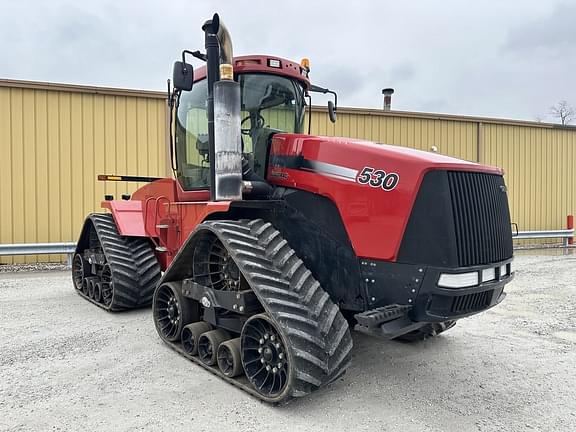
left=306, top=93, right=312, bottom=134
left=309, top=85, right=338, bottom=111
left=167, top=80, right=178, bottom=172
left=191, top=50, right=207, bottom=62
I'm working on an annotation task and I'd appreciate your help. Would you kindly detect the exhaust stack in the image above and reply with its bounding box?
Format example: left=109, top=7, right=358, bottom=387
left=203, top=14, right=243, bottom=201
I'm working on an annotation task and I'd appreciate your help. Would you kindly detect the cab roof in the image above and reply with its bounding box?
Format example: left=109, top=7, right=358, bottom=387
left=192, top=55, right=311, bottom=89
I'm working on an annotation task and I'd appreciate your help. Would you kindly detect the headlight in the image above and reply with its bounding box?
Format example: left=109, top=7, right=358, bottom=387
left=438, top=272, right=479, bottom=288
left=482, top=268, right=496, bottom=283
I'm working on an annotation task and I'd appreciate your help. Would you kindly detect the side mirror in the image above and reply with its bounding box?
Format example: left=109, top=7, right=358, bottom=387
left=173, top=61, right=194, bottom=91
left=328, top=100, right=337, bottom=123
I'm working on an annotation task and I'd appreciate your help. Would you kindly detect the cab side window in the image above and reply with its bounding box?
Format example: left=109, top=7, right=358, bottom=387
left=175, top=80, right=210, bottom=190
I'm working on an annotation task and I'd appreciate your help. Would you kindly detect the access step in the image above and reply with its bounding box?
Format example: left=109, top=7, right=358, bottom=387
left=354, top=304, right=412, bottom=328
left=354, top=304, right=422, bottom=340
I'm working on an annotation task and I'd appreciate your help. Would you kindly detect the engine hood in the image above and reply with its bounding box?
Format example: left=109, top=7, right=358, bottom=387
left=267, top=134, right=504, bottom=261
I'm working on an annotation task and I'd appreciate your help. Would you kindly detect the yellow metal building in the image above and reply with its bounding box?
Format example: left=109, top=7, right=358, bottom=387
left=1, top=79, right=575, bottom=263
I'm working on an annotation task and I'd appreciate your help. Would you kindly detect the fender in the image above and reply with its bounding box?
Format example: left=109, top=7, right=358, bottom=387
left=101, top=200, right=147, bottom=236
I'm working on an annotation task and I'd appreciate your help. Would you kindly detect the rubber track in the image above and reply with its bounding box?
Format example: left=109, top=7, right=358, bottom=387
left=164, top=219, right=353, bottom=402
left=77, top=213, right=161, bottom=311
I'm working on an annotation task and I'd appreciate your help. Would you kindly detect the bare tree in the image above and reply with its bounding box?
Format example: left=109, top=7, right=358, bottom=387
left=550, top=101, right=575, bottom=125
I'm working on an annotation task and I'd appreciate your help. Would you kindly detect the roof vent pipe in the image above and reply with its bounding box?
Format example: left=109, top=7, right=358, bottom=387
left=382, top=88, right=394, bottom=110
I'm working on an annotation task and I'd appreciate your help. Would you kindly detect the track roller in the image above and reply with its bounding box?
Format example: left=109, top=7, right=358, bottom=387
left=87, top=278, right=96, bottom=299
left=83, top=277, right=97, bottom=297
left=93, top=282, right=102, bottom=303
left=217, top=337, right=243, bottom=378
left=182, top=322, right=212, bottom=356
left=198, top=329, right=230, bottom=366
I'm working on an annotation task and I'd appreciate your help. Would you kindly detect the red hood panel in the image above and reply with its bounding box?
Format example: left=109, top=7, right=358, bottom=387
left=267, top=134, right=502, bottom=261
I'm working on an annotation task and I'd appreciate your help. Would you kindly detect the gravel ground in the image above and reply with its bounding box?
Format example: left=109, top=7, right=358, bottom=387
left=1, top=252, right=575, bottom=432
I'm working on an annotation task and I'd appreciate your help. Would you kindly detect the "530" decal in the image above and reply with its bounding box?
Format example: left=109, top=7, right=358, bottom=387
left=356, top=166, right=400, bottom=191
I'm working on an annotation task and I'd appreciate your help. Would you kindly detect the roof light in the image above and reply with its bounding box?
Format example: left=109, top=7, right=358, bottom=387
left=235, top=59, right=261, bottom=66
left=268, top=58, right=281, bottom=68
left=438, top=272, right=479, bottom=288
left=300, top=57, right=310, bottom=71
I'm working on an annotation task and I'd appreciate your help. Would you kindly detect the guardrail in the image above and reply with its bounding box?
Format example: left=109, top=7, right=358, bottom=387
left=0, top=227, right=574, bottom=269
left=513, top=229, right=574, bottom=247
left=0, top=242, right=76, bottom=266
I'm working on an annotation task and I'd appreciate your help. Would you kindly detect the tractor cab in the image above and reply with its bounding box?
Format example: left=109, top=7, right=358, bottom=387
left=173, top=62, right=307, bottom=191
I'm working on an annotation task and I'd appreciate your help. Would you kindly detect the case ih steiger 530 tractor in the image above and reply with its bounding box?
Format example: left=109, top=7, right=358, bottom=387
left=72, top=14, right=514, bottom=403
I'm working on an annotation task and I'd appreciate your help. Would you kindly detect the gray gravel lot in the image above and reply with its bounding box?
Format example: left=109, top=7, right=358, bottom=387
left=1, top=252, right=575, bottom=432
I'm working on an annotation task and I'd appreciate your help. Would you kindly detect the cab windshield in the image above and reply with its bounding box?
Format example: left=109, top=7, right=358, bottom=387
left=175, top=73, right=305, bottom=190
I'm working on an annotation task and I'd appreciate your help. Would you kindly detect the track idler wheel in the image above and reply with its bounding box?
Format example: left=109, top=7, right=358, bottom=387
left=182, top=322, right=212, bottom=356
left=101, top=264, right=113, bottom=307
left=198, top=329, right=230, bottom=366
left=217, top=337, right=243, bottom=378
left=241, top=314, right=290, bottom=399
left=72, top=254, right=88, bottom=291
left=153, top=282, right=197, bottom=342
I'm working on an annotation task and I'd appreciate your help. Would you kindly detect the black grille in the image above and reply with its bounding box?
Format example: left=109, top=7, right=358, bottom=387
left=447, top=172, right=513, bottom=267
left=451, top=290, right=493, bottom=314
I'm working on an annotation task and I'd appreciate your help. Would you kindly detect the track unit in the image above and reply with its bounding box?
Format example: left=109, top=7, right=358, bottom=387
left=153, top=219, right=353, bottom=403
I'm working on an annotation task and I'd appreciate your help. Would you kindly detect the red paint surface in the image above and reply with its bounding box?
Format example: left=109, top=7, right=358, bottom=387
left=106, top=178, right=230, bottom=269
left=101, top=200, right=147, bottom=237
left=193, top=55, right=310, bottom=88
left=267, top=134, right=502, bottom=261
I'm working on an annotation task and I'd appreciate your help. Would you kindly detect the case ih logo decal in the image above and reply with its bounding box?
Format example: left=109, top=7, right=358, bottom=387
left=356, top=167, right=400, bottom=191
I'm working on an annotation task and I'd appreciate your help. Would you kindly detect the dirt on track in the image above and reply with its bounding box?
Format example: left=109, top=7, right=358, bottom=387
left=1, top=252, right=575, bottom=432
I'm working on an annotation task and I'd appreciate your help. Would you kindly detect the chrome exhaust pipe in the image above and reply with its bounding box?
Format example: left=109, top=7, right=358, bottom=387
left=216, top=19, right=233, bottom=66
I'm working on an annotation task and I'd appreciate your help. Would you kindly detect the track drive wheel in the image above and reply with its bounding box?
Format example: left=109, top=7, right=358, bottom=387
left=182, top=322, right=212, bottom=356
left=198, top=329, right=231, bottom=366
left=241, top=314, right=292, bottom=401
left=395, top=320, right=456, bottom=342
left=217, top=338, right=243, bottom=378
left=153, top=282, right=198, bottom=342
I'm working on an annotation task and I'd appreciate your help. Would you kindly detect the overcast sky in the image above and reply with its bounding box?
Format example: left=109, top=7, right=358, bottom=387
left=1, top=0, right=574, bottom=122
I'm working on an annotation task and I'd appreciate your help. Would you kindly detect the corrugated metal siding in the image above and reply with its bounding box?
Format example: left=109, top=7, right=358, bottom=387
left=311, top=108, right=576, bottom=241
left=482, top=123, right=576, bottom=233
left=1, top=80, right=575, bottom=263
left=309, top=110, right=477, bottom=161
left=0, top=84, right=166, bottom=263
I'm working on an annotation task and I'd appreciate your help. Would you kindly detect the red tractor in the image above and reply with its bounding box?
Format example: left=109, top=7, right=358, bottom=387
left=72, top=14, right=514, bottom=403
